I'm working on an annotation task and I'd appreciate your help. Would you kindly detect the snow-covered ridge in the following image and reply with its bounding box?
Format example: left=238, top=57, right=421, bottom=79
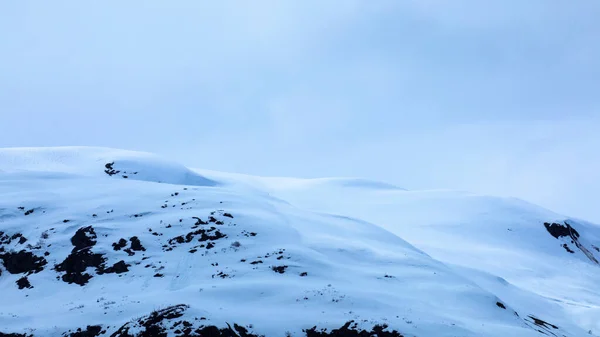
left=0, top=147, right=599, bottom=337
left=0, top=147, right=217, bottom=187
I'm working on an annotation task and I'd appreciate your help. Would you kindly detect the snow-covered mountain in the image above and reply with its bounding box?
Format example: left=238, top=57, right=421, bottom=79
left=1, top=147, right=599, bottom=337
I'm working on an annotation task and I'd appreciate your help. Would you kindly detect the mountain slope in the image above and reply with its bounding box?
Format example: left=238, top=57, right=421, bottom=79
left=0, top=147, right=596, bottom=337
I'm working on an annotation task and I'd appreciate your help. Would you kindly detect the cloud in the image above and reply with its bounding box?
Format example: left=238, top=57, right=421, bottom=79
left=1, top=0, right=599, bottom=222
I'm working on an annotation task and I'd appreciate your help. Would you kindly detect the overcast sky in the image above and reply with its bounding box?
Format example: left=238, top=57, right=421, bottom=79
left=1, top=1, right=599, bottom=221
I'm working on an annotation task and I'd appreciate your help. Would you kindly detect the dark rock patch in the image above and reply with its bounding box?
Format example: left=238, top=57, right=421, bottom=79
left=496, top=302, right=506, bottom=309
left=62, top=325, right=103, bottom=337
left=56, top=226, right=130, bottom=285
left=112, top=239, right=128, bottom=251
left=544, top=222, right=579, bottom=239
left=527, top=316, right=558, bottom=330
left=104, top=162, right=121, bottom=176
left=55, top=249, right=131, bottom=285
left=304, top=321, right=404, bottom=337
left=271, top=266, right=288, bottom=274
left=130, top=237, right=145, bottom=251
left=55, top=248, right=106, bottom=285
left=16, top=276, right=33, bottom=289
left=0, top=231, right=9, bottom=245
left=166, top=226, right=225, bottom=252
left=0, top=332, right=32, bottom=337
left=526, top=315, right=559, bottom=336
left=99, top=260, right=129, bottom=274
left=24, top=209, right=34, bottom=216
left=192, top=217, right=208, bottom=227
left=212, top=271, right=231, bottom=279
left=71, top=226, right=97, bottom=251
left=1, top=232, right=29, bottom=246
left=562, top=244, right=575, bottom=253
left=0, top=250, right=47, bottom=274
left=110, top=305, right=263, bottom=337
left=300, top=272, right=308, bottom=277
left=111, top=304, right=187, bottom=337
left=544, top=221, right=599, bottom=264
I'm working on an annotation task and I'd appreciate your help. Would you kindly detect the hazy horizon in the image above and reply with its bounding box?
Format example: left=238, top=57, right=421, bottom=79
left=1, top=1, right=599, bottom=222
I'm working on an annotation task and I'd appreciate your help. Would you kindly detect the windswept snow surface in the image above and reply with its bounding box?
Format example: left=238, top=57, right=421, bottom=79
left=0, top=148, right=598, bottom=337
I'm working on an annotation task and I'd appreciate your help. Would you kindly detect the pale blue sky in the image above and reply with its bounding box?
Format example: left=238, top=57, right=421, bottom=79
left=1, top=1, right=599, bottom=221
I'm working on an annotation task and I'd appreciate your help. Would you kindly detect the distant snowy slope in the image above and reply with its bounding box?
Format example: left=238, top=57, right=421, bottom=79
left=249, top=177, right=600, bottom=334
left=0, top=147, right=217, bottom=186
left=0, top=147, right=597, bottom=337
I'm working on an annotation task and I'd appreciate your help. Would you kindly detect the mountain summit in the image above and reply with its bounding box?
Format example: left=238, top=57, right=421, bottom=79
left=1, top=147, right=598, bottom=337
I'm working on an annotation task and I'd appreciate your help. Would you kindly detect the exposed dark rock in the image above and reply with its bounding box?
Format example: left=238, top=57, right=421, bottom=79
left=1, top=232, right=29, bottom=246
left=129, top=237, right=145, bottom=251
left=304, top=321, right=404, bottom=337
left=300, top=272, right=308, bottom=277
left=16, top=276, right=33, bottom=289
left=113, top=239, right=128, bottom=251
left=496, top=302, right=506, bottom=309
left=212, top=271, right=230, bottom=279
left=71, top=226, right=97, bottom=251
left=104, top=162, right=121, bottom=176
left=271, top=266, right=288, bottom=274
left=544, top=221, right=599, bottom=264
left=0, top=250, right=47, bottom=274
left=110, top=305, right=263, bottom=337
left=62, top=325, right=103, bottom=337
left=99, top=260, right=129, bottom=274
left=562, top=244, right=575, bottom=253
left=0, top=231, right=9, bottom=244
left=528, top=316, right=559, bottom=330
left=54, top=248, right=106, bottom=286
left=223, top=213, right=233, bottom=218
left=111, top=304, right=187, bottom=337
left=0, top=332, right=32, bottom=337
left=544, top=222, right=579, bottom=239
left=166, top=226, right=225, bottom=251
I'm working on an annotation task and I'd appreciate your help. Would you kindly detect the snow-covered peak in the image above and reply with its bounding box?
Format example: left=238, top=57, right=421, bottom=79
left=0, top=147, right=598, bottom=337
left=0, top=147, right=217, bottom=186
